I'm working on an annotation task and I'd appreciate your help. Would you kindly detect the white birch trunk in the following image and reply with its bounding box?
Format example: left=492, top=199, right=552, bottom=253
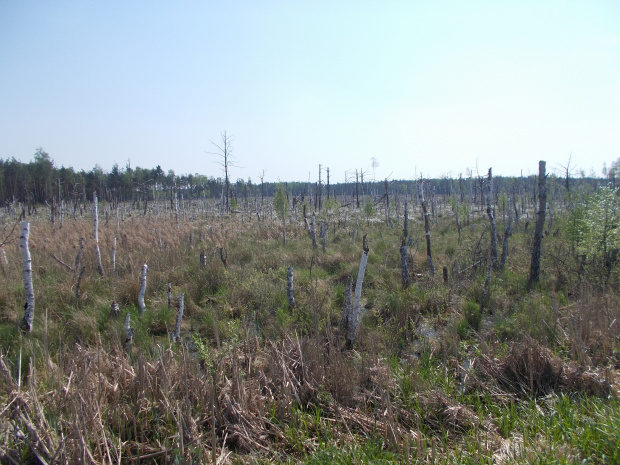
left=138, top=264, right=148, bottom=314
left=93, top=192, right=105, bottom=277
left=20, top=222, right=34, bottom=332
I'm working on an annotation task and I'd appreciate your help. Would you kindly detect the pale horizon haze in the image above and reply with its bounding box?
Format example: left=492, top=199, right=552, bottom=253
left=1, top=1, right=619, bottom=183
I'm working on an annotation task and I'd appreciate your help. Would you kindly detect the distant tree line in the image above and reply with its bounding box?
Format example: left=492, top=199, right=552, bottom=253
left=1, top=148, right=616, bottom=211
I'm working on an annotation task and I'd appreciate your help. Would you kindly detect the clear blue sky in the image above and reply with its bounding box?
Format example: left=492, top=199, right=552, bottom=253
left=1, top=1, right=619, bottom=183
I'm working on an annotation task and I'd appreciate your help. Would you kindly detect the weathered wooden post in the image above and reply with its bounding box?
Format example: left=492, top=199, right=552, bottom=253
left=529, top=161, right=547, bottom=285
left=138, top=264, right=148, bottom=314
left=20, top=222, right=34, bottom=332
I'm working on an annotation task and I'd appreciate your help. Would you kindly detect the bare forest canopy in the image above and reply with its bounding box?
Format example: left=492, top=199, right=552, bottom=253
left=1, top=148, right=619, bottom=208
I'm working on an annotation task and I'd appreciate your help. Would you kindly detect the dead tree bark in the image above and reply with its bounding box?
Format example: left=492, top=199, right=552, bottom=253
left=173, top=294, right=184, bottom=342
left=419, top=182, right=435, bottom=276
left=138, top=264, right=148, bottom=314
left=282, top=198, right=286, bottom=245
left=287, top=266, right=295, bottom=308
left=320, top=222, right=327, bottom=251
left=400, top=241, right=410, bottom=288
left=20, top=222, right=34, bottom=332
left=499, top=211, right=514, bottom=271
left=112, top=237, right=117, bottom=273
left=311, top=212, right=318, bottom=249
left=486, top=168, right=498, bottom=265
left=348, top=235, right=370, bottom=349
left=340, top=275, right=353, bottom=336
left=124, top=312, right=133, bottom=352
left=529, top=161, right=547, bottom=285
left=401, top=198, right=410, bottom=288
left=75, top=266, right=85, bottom=300
left=93, top=192, right=105, bottom=278
left=480, top=256, right=494, bottom=314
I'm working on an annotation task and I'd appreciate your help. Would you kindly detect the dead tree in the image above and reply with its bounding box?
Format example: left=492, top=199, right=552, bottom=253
left=138, top=264, right=148, bottom=314
left=20, top=222, right=34, bottom=332
left=112, top=237, right=117, bottom=273
left=173, top=294, right=184, bottom=342
left=287, top=266, right=295, bottom=308
left=167, top=283, right=172, bottom=308
left=282, top=197, right=286, bottom=245
left=124, top=312, right=133, bottom=352
left=311, top=213, right=318, bottom=249
left=486, top=168, right=498, bottom=265
left=480, top=256, right=494, bottom=314
left=400, top=198, right=410, bottom=288
left=419, top=182, right=435, bottom=276
left=348, top=235, right=370, bottom=349
left=340, top=275, right=353, bottom=337
left=499, top=213, right=514, bottom=271
left=529, top=161, right=547, bottom=285
left=93, top=192, right=105, bottom=278
left=208, top=131, right=236, bottom=214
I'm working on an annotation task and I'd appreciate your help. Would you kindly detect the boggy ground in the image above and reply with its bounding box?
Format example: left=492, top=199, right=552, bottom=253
left=0, top=200, right=618, bottom=464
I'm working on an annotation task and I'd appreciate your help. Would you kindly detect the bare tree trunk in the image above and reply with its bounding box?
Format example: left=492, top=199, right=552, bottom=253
left=512, top=187, right=519, bottom=232
left=124, top=312, right=133, bottom=352
left=20, top=222, right=34, bottom=332
left=419, top=182, right=435, bottom=276
left=138, top=264, right=148, bottom=314
left=400, top=242, right=410, bottom=288
left=93, top=192, right=105, bottom=278
left=311, top=212, right=317, bottom=249
left=340, top=275, right=353, bottom=337
left=112, top=237, right=117, bottom=273
left=529, top=161, right=547, bottom=285
left=287, top=266, right=295, bottom=308
left=73, top=237, right=83, bottom=280
left=173, top=294, right=184, bottom=342
left=75, top=266, right=85, bottom=300
left=499, top=214, right=514, bottom=271
left=348, top=235, right=369, bottom=349
left=281, top=197, right=286, bottom=245
left=480, top=256, right=494, bottom=313
left=486, top=168, right=498, bottom=265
